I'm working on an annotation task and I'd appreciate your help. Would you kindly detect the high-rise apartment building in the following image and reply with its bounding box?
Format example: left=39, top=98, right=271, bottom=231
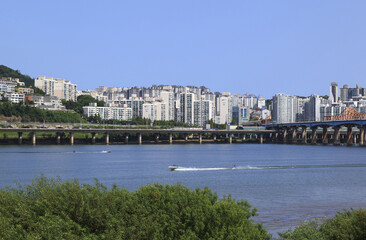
left=272, top=94, right=300, bottom=123
left=193, top=97, right=213, bottom=126
left=35, top=76, right=77, bottom=101
left=304, top=94, right=321, bottom=122
left=179, top=89, right=195, bottom=125
left=257, top=95, right=266, bottom=109
left=83, top=103, right=132, bottom=121
left=340, top=84, right=366, bottom=102
left=142, top=100, right=165, bottom=121
left=160, top=91, right=174, bottom=121
left=232, top=106, right=250, bottom=124
left=330, top=82, right=339, bottom=104
left=215, top=93, right=232, bottom=124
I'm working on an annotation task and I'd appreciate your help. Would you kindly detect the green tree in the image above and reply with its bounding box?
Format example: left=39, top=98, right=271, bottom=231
left=0, top=65, right=34, bottom=87
left=279, top=208, right=366, bottom=240
left=62, top=95, right=105, bottom=115
left=0, top=176, right=271, bottom=240
left=231, top=117, right=238, bottom=125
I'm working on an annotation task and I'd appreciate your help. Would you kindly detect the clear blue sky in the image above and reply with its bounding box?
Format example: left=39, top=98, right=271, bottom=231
left=1, top=0, right=366, bottom=98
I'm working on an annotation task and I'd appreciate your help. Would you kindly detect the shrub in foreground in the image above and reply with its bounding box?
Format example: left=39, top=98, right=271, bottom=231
left=278, top=208, right=366, bottom=240
left=0, top=176, right=270, bottom=239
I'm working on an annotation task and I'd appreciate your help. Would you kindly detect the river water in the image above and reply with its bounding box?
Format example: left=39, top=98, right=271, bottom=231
left=1, top=144, right=366, bottom=235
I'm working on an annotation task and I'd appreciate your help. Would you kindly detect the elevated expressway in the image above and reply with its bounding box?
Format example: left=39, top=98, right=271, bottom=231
left=0, top=128, right=275, bottom=145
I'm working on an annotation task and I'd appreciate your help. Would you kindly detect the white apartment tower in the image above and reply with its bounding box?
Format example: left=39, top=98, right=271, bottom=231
left=215, top=92, right=232, bottom=124
left=160, top=91, right=174, bottom=121
left=83, top=103, right=132, bottom=121
left=194, top=97, right=213, bottom=126
left=304, top=95, right=321, bottom=122
left=142, top=101, right=163, bottom=121
left=179, top=89, right=195, bottom=125
left=272, top=94, right=300, bottom=123
left=330, top=82, right=339, bottom=104
left=35, top=76, right=77, bottom=101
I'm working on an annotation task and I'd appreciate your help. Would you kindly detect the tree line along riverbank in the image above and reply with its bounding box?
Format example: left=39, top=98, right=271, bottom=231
left=0, top=176, right=365, bottom=240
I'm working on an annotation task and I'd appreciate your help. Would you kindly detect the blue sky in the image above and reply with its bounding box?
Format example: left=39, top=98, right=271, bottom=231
left=1, top=0, right=366, bottom=98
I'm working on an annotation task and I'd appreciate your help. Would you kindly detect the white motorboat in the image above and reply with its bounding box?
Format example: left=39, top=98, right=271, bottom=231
left=168, top=165, right=179, bottom=171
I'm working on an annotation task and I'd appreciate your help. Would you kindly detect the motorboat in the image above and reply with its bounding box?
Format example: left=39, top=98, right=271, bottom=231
left=101, top=150, right=112, bottom=153
left=168, top=165, right=179, bottom=171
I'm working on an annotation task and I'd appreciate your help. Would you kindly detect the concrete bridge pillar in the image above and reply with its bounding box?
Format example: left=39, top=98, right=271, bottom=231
left=311, top=127, right=317, bottom=145
left=155, top=134, right=159, bottom=143
left=91, top=133, right=96, bottom=144
left=125, top=135, right=129, bottom=144
left=322, top=127, right=328, bottom=145
left=70, top=132, right=74, bottom=145
left=283, top=128, right=288, bottom=144
left=301, top=127, right=307, bottom=144
left=199, top=134, right=202, bottom=144
left=359, top=127, right=365, bottom=146
left=18, top=132, right=23, bottom=145
left=229, top=135, right=232, bottom=144
left=185, top=134, right=188, bottom=142
left=105, top=133, right=109, bottom=145
left=333, top=127, right=341, bottom=146
left=274, top=132, right=279, bottom=143
left=260, top=133, right=263, bottom=144
left=138, top=133, right=142, bottom=144
left=347, top=126, right=353, bottom=146
left=169, top=133, right=173, bottom=144
left=291, top=128, right=297, bottom=144
left=213, top=134, right=217, bottom=141
left=56, top=133, right=61, bottom=144
left=354, top=134, right=357, bottom=145
left=32, top=132, right=36, bottom=145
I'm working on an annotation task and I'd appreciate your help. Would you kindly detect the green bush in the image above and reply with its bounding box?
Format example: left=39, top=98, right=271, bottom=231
left=0, top=176, right=270, bottom=240
left=278, top=208, right=366, bottom=240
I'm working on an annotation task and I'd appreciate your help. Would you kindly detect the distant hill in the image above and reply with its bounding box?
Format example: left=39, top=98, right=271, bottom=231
left=0, top=65, right=34, bottom=87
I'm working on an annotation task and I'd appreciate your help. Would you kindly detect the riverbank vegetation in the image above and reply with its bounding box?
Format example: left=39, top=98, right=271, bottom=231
left=0, top=176, right=365, bottom=239
left=278, top=208, right=366, bottom=240
left=0, top=176, right=269, bottom=240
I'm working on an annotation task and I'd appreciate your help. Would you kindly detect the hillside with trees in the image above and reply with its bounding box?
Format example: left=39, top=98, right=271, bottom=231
left=0, top=65, right=45, bottom=95
left=0, top=100, right=84, bottom=123
left=0, top=65, right=34, bottom=87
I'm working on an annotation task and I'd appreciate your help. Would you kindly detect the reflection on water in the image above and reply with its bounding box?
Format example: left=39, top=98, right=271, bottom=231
left=1, top=144, right=366, bottom=235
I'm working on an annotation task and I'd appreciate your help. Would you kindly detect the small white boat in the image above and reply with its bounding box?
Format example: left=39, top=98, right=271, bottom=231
left=101, top=150, right=112, bottom=153
left=168, top=165, right=179, bottom=171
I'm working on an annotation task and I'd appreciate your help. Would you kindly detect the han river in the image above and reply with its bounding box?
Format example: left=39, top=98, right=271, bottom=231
left=1, top=143, right=366, bottom=235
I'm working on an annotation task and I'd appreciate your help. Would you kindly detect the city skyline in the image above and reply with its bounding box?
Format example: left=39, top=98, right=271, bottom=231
left=2, top=1, right=366, bottom=98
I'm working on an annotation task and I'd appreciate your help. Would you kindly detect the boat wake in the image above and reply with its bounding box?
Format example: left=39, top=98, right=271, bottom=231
left=174, top=167, right=231, bottom=171
left=170, top=164, right=366, bottom=171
